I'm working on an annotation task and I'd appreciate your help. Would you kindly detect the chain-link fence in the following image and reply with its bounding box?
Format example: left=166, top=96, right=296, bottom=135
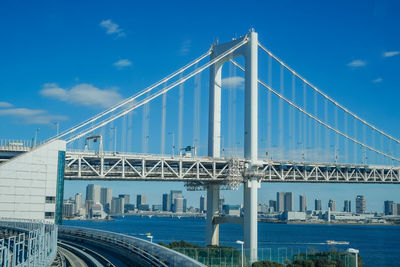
left=171, top=246, right=358, bottom=267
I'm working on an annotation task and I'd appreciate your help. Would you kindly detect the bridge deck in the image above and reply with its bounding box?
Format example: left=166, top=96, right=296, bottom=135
left=64, top=151, right=400, bottom=186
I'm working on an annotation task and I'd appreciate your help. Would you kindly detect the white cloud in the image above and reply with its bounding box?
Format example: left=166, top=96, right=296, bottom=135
left=0, top=107, right=67, bottom=124
left=222, top=76, right=245, bottom=89
left=40, top=83, right=123, bottom=108
left=180, top=39, right=192, bottom=55
left=99, top=19, right=125, bottom=37
left=372, top=77, right=383, bottom=83
left=113, top=59, right=132, bottom=68
left=347, top=59, right=366, bottom=67
left=383, top=51, right=400, bottom=58
left=0, top=101, right=13, bottom=108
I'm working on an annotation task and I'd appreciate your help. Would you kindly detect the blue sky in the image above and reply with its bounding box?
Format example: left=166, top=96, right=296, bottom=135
left=1, top=0, right=400, bottom=212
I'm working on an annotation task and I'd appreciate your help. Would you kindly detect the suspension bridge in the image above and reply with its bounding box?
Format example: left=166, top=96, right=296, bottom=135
left=1, top=29, right=399, bottom=264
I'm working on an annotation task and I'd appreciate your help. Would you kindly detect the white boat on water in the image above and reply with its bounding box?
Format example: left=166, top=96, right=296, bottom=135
left=326, top=240, right=350, bottom=245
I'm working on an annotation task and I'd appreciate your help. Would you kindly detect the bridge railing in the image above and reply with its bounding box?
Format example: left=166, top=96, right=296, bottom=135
left=0, top=218, right=58, bottom=267
left=59, top=225, right=206, bottom=267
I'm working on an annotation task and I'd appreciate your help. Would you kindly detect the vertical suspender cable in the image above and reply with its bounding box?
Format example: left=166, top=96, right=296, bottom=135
left=161, top=83, right=167, bottom=155
left=178, top=73, right=184, bottom=153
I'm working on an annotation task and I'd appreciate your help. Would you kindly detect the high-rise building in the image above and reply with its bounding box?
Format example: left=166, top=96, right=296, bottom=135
left=284, top=192, right=293, bottom=211
left=344, top=200, right=351, bottom=212
left=111, top=197, right=124, bottom=214
left=173, top=197, right=184, bottom=213
left=119, top=194, right=130, bottom=204
left=183, top=198, right=187, bottom=212
left=269, top=200, right=277, bottom=212
left=200, top=195, right=207, bottom=213
left=356, top=195, right=366, bottom=214
left=85, top=200, right=94, bottom=218
left=328, top=199, right=336, bottom=212
left=100, top=188, right=112, bottom=206
left=86, top=184, right=100, bottom=203
left=391, top=203, right=398, bottom=216
left=170, top=190, right=182, bottom=211
left=75, top=193, right=83, bottom=210
left=276, top=192, right=285, bottom=212
left=63, top=201, right=76, bottom=218
left=384, top=200, right=394, bottom=215
left=162, top=193, right=170, bottom=211
left=137, top=194, right=146, bottom=207
left=315, top=199, right=322, bottom=211
left=299, top=195, right=307, bottom=212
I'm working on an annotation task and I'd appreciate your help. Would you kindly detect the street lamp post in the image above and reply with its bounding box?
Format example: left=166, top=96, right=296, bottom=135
left=34, top=128, right=40, bottom=147
left=168, top=132, right=175, bottom=157
left=347, top=248, right=359, bottom=267
left=53, top=122, right=59, bottom=136
left=147, top=235, right=153, bottom=243
left=236, top=240, right=244, bottom=267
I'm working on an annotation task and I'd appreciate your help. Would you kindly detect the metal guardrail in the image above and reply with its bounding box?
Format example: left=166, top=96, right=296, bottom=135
left=58, top=225, right=206, bottom=267
left=0, top=218, right=58, bottom=267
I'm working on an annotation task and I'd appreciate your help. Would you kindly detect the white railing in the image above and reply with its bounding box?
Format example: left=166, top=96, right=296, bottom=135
left=0, top=218, right=58, bottom=267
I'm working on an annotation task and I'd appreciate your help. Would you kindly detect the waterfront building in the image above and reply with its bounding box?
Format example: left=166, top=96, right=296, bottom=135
left=63, top=201, right=76, bottom=218
left=356, top=195, right=366, bottom=214
left=111, top=197, right=124, bottom=214
left=299, top=195, right=307, bottom=212
left=344, top=200, right=351, bottom=212
left=269, top=200, right=277, bottom=212
left=222, top=205, right=241, bottom=216
left=284, top=192, right=293, bottom=211
left=138, top=204, right=150, bottom=211
left=282, top=211, right=306, bottom=221
left=137, top=194, right=146, bottom=207
left=392, top=203, right=399, bottom=216
left=183, top=198, right=187, bottom=212
left=91, top=202, right=105, bottom=219
left=200, top=195, right=207, bottom=213
left=100, top=187, right=112, bottom=208
left=124, top=204, right=135, bottom=213
left=384, top=200, right=394, bottom=215
left=75, top=193, right=83, bottom=210
left=119, top=194, right=130, bottom=204
left=315, top=199, right=322, bottom=211
left=152, top=204, right=162, bottom=211
left=162, top=193, right=170, bottom=211
left=170, top=190, right=182, bottom=211
left=85, top=200, right=94, bottom=218
left=173, top=197, right=184, bottom=213
left=328, top=199, right=336, bottom=212
left=86, top=184, right=100, bottom=203
left=276, top=192, right=285, bottom=212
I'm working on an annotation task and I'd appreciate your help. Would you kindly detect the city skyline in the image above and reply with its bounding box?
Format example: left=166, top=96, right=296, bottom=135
left=66, top=183, right=398, bottom=213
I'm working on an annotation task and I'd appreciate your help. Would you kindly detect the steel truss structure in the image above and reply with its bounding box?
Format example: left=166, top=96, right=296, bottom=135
left=65, top=151, right=400, bottom=188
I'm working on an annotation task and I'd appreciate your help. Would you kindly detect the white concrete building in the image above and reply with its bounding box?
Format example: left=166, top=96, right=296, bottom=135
left=0, top=140, right=66, bottom=223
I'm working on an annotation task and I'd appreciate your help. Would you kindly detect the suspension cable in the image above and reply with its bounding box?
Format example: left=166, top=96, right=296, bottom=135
left=258, top=42, right=400, bottom=145
left=230, top=59, right=400, bottom=163
left=48, top=50, right=212, bottom=143
left=66, top=38, right=249, bottom=143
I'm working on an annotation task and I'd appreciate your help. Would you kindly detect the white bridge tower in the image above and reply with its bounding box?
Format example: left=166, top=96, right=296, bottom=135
left=207, top=29, right=260, bottom=264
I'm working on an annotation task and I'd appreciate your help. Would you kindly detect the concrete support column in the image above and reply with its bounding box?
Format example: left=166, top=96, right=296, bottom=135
left=244, top=178, right=260, bottom=263
left=206, top=184, right=220, bottom=245
left=206, top=49, right=223, bottom=246
left=243, top=30, right=259, bottom=264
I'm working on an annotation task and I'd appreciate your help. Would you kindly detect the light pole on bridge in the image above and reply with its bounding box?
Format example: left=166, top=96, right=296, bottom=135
left=168, top=132, right=175, bottom=157
left=34, top=128, right=40, bottom=147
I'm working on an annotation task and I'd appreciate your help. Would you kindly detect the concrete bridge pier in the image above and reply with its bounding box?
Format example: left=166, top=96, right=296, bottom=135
left=206, top=185, right=220, bottom=245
